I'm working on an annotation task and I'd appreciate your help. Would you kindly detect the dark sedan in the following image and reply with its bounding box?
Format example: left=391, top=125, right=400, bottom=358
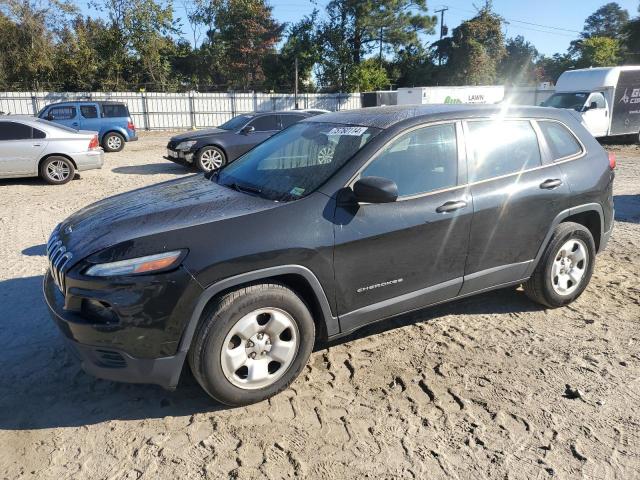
left=165, top=111, right=316, bottom=172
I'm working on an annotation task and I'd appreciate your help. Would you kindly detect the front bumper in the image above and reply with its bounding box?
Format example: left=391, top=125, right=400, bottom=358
left=74, top=150, right=104, bottom=172
left=43, top=266, right=202, bottom=389
left=164, top=148, right=196, bottom=165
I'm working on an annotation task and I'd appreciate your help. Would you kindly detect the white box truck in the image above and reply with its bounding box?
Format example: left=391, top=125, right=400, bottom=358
left=542, top=66, right=640, bottom=139
left=396, top=86, right=505, bottom=106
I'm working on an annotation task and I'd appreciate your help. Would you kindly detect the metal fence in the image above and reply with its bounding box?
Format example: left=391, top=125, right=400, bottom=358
left=0, top=91, right=362, bottom=130
left=0, top=87, right=555, bottom=131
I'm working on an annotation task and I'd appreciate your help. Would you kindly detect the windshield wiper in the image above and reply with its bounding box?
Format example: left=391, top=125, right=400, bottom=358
left=227, top=182, right=263, bottom=196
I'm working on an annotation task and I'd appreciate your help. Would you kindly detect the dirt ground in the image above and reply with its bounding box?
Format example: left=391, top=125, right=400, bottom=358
left=0, top=131, right=639, bottom=479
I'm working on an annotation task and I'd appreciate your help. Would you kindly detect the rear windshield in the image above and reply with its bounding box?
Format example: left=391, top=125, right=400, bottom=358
left=101, top=104, right=130, bottom=118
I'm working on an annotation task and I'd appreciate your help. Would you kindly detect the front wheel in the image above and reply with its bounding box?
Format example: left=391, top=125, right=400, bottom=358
left=189, top=283, right=315, bottom=406
left=39, top=156, right=75, bottom=185
left=524, top=222, right=596, bottom=308
left=196, top=146, right=226, bottom=172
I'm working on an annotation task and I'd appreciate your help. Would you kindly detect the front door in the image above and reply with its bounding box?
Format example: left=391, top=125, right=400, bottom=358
left=581, top=92, right=609, bottom=137
left=231, top=114, right=280, bottom=158
left=45, top=104, right=79, bottom=129
left=333, top=122, right=472, bottom=333
left=460, top=119, right=571, bottom=294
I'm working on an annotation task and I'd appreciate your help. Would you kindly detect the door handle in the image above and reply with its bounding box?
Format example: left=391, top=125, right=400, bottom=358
left=436, top=200, right=467, bottom=213
left=32, top=144, right=41, bottom=147
left=72, top=122, right=79, bottom=126
left=540, top=178, right=563, bottom=189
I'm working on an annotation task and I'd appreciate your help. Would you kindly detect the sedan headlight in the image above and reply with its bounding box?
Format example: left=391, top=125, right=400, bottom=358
left=176, top=140, right=197, bottom=151
left=85, top=251, right=184, bottom=277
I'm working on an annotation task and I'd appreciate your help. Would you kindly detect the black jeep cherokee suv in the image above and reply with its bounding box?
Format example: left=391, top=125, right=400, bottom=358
left=44, top=105, right=615, bottom=406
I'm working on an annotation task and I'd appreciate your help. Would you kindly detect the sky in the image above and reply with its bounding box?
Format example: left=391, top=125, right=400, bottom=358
left=234, top=0, right=640, bottom=57
left=86, top=0, right=640, bottom=58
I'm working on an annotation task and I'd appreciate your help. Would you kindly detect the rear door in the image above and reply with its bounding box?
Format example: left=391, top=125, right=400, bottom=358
left=78, top=103, right=102, bottom=134
left=279, top=113, right=307, bottom=130
left=460, top=118, right=571, bottom=294
left=333, top=122, right=473, bottom=332
left=0, top=121, right=47, bottom=174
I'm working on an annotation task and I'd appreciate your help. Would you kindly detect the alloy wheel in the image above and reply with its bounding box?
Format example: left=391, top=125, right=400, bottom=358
left=550, top=238, right=588, bottom=296
left=46, top=160, right=71, bottom=182
left=107, top=135, right=122, bottom=150
left=200, top=149, right=224, bottom=171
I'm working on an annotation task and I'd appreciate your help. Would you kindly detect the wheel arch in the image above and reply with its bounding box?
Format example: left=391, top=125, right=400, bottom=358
left=178, top=265, right=338, bottom=356
left=102, top=129, right=127, bottom=143
left=526, top=203, right=604, bottom=277
left=39, top=153, right=78, bottom=171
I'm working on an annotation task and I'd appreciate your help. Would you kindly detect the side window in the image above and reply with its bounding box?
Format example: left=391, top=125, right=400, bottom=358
left=80, top=105, right=98, bottom=118
left=588, top=93, right=606, bottom=109
left=48, top=106, right=77, bottom=120
left=33, top=128, right=46, bottom=139
left=280, top=114, right=305, bottom=129
left=538, top=121, right=583, bottom=160
left=102, top=104, right=129, bottom=118
left=361, top=123, right=458, bottom=197
left=0, top=121, right=33, bottom=140
left=467, top=120, right=541, bottom=182
left=248, top=115, right=278, bottom=132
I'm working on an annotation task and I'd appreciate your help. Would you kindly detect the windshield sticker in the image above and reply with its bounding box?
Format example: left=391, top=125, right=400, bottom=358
left=290, top=187, right=305, bottom=196
left=327, top=126, right=368, bottom=136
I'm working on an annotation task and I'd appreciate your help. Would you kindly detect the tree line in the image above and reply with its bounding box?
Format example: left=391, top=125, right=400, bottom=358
left=0, top=0, right=639, bottom=92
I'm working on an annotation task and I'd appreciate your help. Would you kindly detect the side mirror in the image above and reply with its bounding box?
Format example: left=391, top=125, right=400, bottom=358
left=353, top=176, right=398, bottom=204
left=46, top=113, right=54, bottom=121
left=241, top=125, right=255, bottom=135
left=589, top=101, right=598, bottom=110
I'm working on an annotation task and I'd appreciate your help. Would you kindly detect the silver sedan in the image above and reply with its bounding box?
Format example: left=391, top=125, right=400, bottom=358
left=0, top=115, right=104, bottom=184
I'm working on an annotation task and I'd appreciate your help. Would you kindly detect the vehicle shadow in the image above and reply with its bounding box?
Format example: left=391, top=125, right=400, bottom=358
left=22, top=244, right=47, bottom=256
left=0, top=274, right=540, bottom=431
left=112, top=163, right=192, bottom=176
left=614, top=194, right=640, bottom=223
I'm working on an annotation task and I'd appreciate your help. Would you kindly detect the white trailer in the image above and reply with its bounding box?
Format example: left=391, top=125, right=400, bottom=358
left=396, top=86, right=505, bottom=106
left=542, top=66, right=640, bottom=139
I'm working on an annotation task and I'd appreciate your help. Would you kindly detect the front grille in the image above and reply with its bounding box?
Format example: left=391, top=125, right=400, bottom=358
left=47, top=230, right=73, bottom=293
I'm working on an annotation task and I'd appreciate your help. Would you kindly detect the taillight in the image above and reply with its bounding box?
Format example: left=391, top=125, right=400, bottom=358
left=608, top=152, right=616, bottom=170
left=127, top=119, right=135, bottom=131
left=88, top=135, right=99, bottom=150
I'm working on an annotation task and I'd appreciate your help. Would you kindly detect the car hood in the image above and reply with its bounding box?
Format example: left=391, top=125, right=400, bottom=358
left=57, top=175, right=277, bottom=261
left=170, top=128, right=227, bottom=141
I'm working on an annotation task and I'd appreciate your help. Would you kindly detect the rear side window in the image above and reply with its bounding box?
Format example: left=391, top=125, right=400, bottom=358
left=81, top=105, right=98, bottom=118
left=467, top=120, right=541, bottom=182
left=47, top=106, right=76, bottom=120
left=248, top=115, right=278, bottom=131
left=102, top=104, right=129, bottom=118
left=538, top=121, right=583, bottom=160
left=0, top=121, right=33, bottom=140
left=361, top=123, right=458, bottom=197
left=280, top=114, right=306, bottom=129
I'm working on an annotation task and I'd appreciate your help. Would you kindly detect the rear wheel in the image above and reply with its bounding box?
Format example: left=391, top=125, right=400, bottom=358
left=196, top=146, right=226, bottom=172
left=103, top=132, right=125, bottom=152
left=39, top=156, right=75, bottom=185
left=524, top=222, right=596, bottom=308
left=189, top=283, right=315, bottom=406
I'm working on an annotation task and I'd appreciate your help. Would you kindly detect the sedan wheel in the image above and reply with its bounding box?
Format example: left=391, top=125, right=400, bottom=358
left=197, top=147, right=225, bottom=172
left=40, top=157, right=75, bottom=185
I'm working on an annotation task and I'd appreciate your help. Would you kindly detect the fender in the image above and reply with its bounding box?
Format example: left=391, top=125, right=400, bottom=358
left=177, top=265, right=338, bottom=355
left=524, top=203, right=605, bottom=277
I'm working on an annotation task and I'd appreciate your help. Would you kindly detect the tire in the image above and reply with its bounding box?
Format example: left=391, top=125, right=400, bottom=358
left=102, top=132, right=125, bottom=152
left=189, top=283, right=315, bottom=406
left=39, top=156, right=75, bottom=185
left=524, top=222, right=596, bottom=308
left=196, top=146, right=226, bottom=172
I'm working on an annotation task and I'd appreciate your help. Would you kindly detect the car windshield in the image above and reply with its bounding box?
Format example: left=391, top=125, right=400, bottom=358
left=216, top=122, right=382, bottom=201
left=219, top=115, right=252, bottom=131
left=542, top=92, right=589, bottom=110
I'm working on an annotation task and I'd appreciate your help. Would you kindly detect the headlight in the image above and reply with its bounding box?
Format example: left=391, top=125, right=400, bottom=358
left=85, top=251, right=184, bottom=277
left=176, top=140, right=197, bottom=151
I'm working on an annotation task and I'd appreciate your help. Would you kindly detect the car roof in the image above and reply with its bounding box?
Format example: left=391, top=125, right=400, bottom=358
left=43, top=100, right=127, bottom=107
left=303, top=104, right=577, bottom=129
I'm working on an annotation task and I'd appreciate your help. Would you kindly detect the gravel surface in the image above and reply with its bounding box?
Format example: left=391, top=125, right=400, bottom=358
left=0, top=132, right=639, bottom=479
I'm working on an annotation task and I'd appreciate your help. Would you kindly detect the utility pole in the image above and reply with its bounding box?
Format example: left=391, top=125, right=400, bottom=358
left=294, top=57, right=299, bottom=110
left=435, top=7, right=449, bottom=66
